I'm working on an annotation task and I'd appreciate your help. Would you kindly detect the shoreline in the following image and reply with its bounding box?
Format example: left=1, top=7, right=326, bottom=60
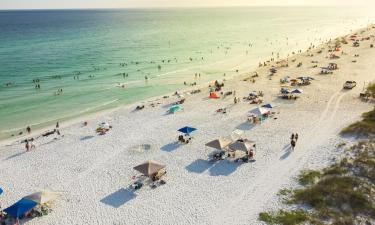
left=0, top=22, right=374, bottom=225
left=1, top=24, right=372, bottom=147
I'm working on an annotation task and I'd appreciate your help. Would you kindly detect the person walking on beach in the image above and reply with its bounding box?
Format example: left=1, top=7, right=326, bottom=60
left=290, top=133, right=294, bottom=141
left=291, top=139, right=296, bottom=150
left=295, top=133, right=299, bottom=142
left=56, top=122, right=59, bottom=129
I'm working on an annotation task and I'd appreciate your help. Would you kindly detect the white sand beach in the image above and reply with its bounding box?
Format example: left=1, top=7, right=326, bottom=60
left=0, top=26, right=374, bottom=225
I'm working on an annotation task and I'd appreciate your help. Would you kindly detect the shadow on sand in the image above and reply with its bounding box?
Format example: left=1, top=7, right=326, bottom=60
left=236, top=122, right=255, bottom=131
left=280, top=143, right=292, bottom=160
left=100, top=188, right=137, bottom=208
left=185, top=159, right=241, bottom=176
left=4, top=151, right=26, bottom=161
left=160, top=142, right=181, bottom=152
left=185, top=159, right=212, bottom=173
left=80, top=135, right=95, bottom=141
left=209, top=160, right=241, bottom=176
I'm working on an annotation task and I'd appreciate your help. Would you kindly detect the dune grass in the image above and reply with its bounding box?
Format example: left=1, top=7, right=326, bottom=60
left=259, top=141, right=375, bottom=225
left=341, top=107, right=375, bottom=137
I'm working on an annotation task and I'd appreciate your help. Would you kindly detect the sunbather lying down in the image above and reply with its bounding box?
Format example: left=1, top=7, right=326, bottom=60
left=216, top=108, right=226, bottom=114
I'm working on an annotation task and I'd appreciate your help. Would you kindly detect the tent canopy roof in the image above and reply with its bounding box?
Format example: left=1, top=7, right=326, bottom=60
left=134, top=160, right=166, bottom=177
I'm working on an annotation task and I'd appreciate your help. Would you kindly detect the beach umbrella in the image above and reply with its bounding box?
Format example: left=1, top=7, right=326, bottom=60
left=205, top=137, right=231, bottom=150
left=229, top=139, right=255, bottom=152
left=0, top=187, right=3, bottom=195
left=23, top=190, right=59, bottom=205
left=262, top=103, right=276, bottom=109
left=133, top=160, right=165, bottom=177
left=249, top=91, right=258, bottom=97
left=178, top=126, right=197, bottom=135
left=291, top=89, right=303, bottom=94
left=249, top=107, right=269, bottom=116
left=170, top=105, right=182, bottom=114
left=4, top=198, right=37, bottom=218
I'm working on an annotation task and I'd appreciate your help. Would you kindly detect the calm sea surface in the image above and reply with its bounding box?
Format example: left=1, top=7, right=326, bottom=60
left=0, top=7, right=374, bottom=138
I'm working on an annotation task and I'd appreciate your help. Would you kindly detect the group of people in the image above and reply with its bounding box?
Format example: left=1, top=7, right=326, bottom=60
left=290, top=133, right=299, bottom=150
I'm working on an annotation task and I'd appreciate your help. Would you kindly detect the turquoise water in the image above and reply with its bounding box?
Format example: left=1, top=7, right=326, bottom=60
left=0, top=7, right=374, bottom=138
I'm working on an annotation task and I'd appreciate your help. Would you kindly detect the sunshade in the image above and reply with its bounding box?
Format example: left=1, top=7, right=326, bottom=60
left=249, top=91, right=258, bottom=97
left=262, top=103, right=276, bottom=109
left=231, top=129, right=244, bottom=140
left=170, top=104, right=182, bottom=113
left=205, top=137, right=231, bottom=150
left=24, top=190, right=59, bottom=204
left=291, top=89, right=303, bottom=94
left=0, top=187, right=3, bottom=195
left=133, top=160, right=166, bottom=177
left=178, top=126, right=197, bottom=134
left=229, top=139, right=255, bottom=152
left=249, top=107, right=269, bottom=116
left=4, top=198, right=37, bottom=218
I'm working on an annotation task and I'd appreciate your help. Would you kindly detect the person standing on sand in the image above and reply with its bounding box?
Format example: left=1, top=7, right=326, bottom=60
left=56, top=122, right=59, bottom=128
left=295, top=133, right=299, bottom=142
left=25, top=140, right=30, bottom=152
left=290, top=133, right=294, bottom=141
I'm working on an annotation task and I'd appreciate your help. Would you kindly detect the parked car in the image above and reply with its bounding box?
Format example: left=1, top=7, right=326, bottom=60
left=343, top=81, right=357, bottom=89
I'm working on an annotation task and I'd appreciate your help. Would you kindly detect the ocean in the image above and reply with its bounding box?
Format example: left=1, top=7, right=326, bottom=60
left=0, top=7, right=374, bottom=139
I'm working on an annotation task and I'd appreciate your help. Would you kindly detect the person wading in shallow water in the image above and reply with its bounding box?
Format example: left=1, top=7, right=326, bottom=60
left=26, top=126, right=31, bottom=134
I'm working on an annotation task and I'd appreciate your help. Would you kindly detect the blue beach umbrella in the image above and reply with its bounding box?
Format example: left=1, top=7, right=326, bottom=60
left=291, top=89, right=303, bottom=94
left=178, top=126, right=197, bottom=135
left=262, top=103, right=276, bottom=109
left=4, top=198, right=37, bottom=218
left=0, top=187, right=3, bottom=195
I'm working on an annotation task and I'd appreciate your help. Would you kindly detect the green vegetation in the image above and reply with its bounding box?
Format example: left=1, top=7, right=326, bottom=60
left=367, top=82, right=375, bottom=95
left=297, top=170, right=321, bottom=186
left=259, top=210, right=309, bottom=225
left=259, top=141, right=375, bottom=225
left=341, top=107, right=375, bottom=137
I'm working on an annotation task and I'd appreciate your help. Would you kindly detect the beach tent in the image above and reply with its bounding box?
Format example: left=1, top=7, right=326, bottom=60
left=228, top=139, right=255, bottom=152
left=209, top=92, right=219, bottom=99
left=178, top=126, right=197, bottom=135
left=4, top=198, right=37, bottom=218
left=205, top=137, right=231, bottom=150
left=133, top=160, right=166, bottom=177
left=291, top=89, right=303, bottom=94
left=249, top=107, right=270, bottom=116
left=262, top=103, right=276, bottom=109
left=23, top=191, right=59, bottom=205
left=98, top=122, right=110, bottom=130
left=231, top=129, right=244, bottom=140
left=169, top=104, right=182, bottom=114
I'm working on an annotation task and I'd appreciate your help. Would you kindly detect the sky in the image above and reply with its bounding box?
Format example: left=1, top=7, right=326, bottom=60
left=0, top=0, right=374, bottom=9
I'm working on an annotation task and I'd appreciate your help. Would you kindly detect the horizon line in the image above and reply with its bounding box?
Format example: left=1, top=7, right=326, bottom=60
left=0, top=4, right=368, bottom=11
